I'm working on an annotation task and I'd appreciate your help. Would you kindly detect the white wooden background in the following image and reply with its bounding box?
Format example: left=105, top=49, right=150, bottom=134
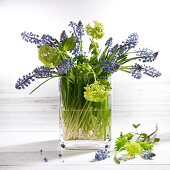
left=0, top=80, right=170, bottom=170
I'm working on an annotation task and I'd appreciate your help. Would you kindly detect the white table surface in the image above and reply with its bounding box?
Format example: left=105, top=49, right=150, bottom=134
left=0, top=81, right=170, bottom=170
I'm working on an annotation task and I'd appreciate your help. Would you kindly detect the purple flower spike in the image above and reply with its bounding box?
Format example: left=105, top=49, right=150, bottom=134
left=122, top=33, right=139, bottom=50
left=60, top=30, right=67, bottom=43
left=131, top=63, right=161, bottom=79
left=137, top=48, right=158, bottom=62
left=95, top=149, right=110, bottom=161
left=58, top=58, right=74, bottom=75
left=69, top=20, right=85, bottom=42
left=21, top=31, right=58, bottom=48
left=105, top=37, right=113, bottom=47
left=15, top=66, right=54, bottom=90
left=100, top=59, right=120, bottom=73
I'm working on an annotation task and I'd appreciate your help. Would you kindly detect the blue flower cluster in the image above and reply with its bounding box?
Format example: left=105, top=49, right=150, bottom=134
left=33, top=66, right=54, bottom=78
left=131, top=63, right=143, bottom=79
left=100, top=59, right=120, bottom=73
left=68, top=21, right=85, bottom=42
left=110, top=44, right=118, bottom=54
left=15, top=73, right=35, bottom=90
left=60, top=30, right=67, bottom=43
left=105, top=37, right=113, bottom=47
left=137, top=48, right=158, bottom=62
left=143, top=65, right=161, bottom=78
left=21, top=31, right=57, bottom=48
left=95, top=149, right=110, bottom=161
left=58, top=58, right=74, bottom=75
left=122, top=32, right=139, bottom=50
left=142, top=150, right=156, bottom=159
left=117, top=33, right=139, bottom=56
left=71, top=43, right=85, bottom=57
left=131, top=63, right=161, bottom=79
left=15, top=66, right=54, bottom=90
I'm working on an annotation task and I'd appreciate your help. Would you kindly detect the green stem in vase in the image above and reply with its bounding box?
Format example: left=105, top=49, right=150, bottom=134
left=60, top=76, right=111, bottom=141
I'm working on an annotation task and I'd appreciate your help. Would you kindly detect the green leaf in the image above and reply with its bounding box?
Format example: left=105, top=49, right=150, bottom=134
left=89, top=55, right=98, bottom=66
left=94, top=66, right=103, bottom=76
left=133, top=123, right=141, bottom=129
left=140, top=142, right=154, bottom=150
left=154, top=138, right=160, bottom=142
left=89, top=41, right=99, bottom=51
left=114, top=155, right=120, bottom=164
left=74, top=63, right=92, bottom=77
left=89, top=41, right=99, bottom=55
left=62, top=35, right=76, bottom=51
left=29, top=76, right=57, bottom=95
left=115, top=133, right=128, bottom=151
left=140, top=133, right=149, bottom=140
left=126, top=133, right=133, bottom=140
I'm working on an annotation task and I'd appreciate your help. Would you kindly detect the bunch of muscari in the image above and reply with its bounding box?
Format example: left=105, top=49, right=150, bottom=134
left=15, top=20, right=161, bottom=101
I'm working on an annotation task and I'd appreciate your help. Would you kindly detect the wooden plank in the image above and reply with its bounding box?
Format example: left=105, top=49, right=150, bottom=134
left=0, top=143, right=169, bottom=165
left=0, top=81, right=169, bottom=169
left=0, top=132, right=59, bottom=152
left=0, top=165, right=170, bottom=170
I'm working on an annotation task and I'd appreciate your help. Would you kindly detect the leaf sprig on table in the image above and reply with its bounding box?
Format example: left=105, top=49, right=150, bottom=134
left=114, top=124, right=160, bottom=164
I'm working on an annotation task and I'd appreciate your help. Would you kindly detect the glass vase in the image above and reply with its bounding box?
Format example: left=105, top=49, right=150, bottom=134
left=59, top=76, right=112, bottom=150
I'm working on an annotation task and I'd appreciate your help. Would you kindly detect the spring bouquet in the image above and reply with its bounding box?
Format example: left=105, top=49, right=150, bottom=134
left=15, top=20, right=161, bottom=149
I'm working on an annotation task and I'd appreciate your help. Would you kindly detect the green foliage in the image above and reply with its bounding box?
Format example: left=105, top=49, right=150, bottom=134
left=126, top=133, right=133, bottom=140
left=140, top=133, right=149, bottom=140
left=85, top=21, right=104, bottom=40
left=133, top=123, right=141, bottom=129
left=154, top=138, right=160, bottom=142
left=114, top=124, right=160, bottom=164
left=38, top=44, right=62, bottom=68
left=62, top=35, right=76, bottom=51
left=89, top=40, right=99, bottom=55
left=60, top=76, right=111, bottom=140
left=126, top=141, right=142, bottom=158
left=73, top=63, right=92, bottom=77
left=115, top=133, right=128, bottom=151
left=140, top=142, right=154, bottom=150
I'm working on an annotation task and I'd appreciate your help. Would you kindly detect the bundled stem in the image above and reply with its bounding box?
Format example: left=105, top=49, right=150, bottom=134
left=59, top=76, right=111, bottom=141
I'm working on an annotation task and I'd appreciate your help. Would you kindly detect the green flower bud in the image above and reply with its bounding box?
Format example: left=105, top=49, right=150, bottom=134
left=85, top=21, right=104, bottom=40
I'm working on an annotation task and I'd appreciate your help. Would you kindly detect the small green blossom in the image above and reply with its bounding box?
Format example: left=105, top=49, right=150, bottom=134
left=125, top=141, right=142, bottom=158
left=84, top=81, right=110, bottom=102
left=85, top=21, right=104, bottom=40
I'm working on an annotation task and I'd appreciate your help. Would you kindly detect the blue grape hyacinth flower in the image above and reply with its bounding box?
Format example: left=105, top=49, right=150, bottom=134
left=58, top=58, right=74, bottom=75
left=131, top=63, right=161, bottom=79
left=21, top=31, right=58, bottom=48
left=95, top=149, right=110, bottom=161
left=69, top=20, right=85, bottom=42
left=137, top=48, right=158, bottom=62
left=100, top=59, right=120, bottom=73
left=105, top=37, right=113, bottom=47
left=15, top=66, right=54, bottom=90
left=60, top=30, right=67, bottom=43
left=122, top=32, right=139, bottom=50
